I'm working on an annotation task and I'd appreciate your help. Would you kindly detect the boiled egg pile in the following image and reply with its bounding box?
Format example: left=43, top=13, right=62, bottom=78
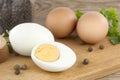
left=9, top=23, right=76, bottom=72
left=45, top=7, right=108, bottom=44
left=9, top=6, right=109, bottom=72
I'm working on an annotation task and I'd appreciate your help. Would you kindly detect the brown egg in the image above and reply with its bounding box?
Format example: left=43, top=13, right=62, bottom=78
left=45, top=7, right=77, bottom=38
left=77, top=11, right=108, bottom=44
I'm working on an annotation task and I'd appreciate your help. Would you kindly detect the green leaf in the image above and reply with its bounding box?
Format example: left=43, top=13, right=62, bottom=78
left=1, top=29, right=14, bottom=53
left=75, top=10, right=83, bottom=20
left=108, top=26, right=118, bottom=36
left=109, top=36, right=119, bottom=44
left=100, top=7, right=120, bottom=44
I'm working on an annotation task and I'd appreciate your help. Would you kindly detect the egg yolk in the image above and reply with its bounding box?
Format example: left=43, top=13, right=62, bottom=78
left=35, top=44, right=60, bottom=62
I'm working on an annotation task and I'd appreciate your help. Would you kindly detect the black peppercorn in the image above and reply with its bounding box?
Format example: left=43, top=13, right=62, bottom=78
left=14, top=64, right=20, bottom=70
left=99, top=44, right=104, bottom=50
left=21, top=64, right=28, bottom=70
left=14, top=64, right=20, bottom=75
left=88, top=46, right=93, bottom=52
left=15, top=69, right=20, bottom=75
left=83, top=58, right=89, bottom=65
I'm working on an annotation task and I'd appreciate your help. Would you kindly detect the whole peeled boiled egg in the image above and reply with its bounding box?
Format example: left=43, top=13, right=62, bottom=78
left=31, top=41, right=76, bottom=72
left=45, top=7, right=77, bottom=38
left=9, top=23, right=54, bottom=56
left=77, top=11, right=108, bottom=44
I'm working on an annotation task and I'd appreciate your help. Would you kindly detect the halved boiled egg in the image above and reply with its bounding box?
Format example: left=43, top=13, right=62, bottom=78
left=9, top=23, right=54, bottom=56
left=31, top=41, right=76, bottom=72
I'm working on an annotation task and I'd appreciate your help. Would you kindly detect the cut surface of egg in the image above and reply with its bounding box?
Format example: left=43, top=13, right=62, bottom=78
left=35, top=44, right=60, bottom=62
left=31, top=41, right=76, bottom=72
left=9, top=23, right=54, bottom=56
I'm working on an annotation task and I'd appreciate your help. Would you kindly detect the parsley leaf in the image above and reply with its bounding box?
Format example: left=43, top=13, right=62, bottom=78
left=100, top=8, right=120, bottom=44
left=75, top=10, right=83, bottom=20
left=2, top=30, right=14, bottom=53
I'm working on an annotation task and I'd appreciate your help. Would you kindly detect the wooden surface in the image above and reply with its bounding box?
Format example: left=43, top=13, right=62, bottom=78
left=31, top=1, right=120, bottom=79
left=31, top=0, right=120, bottom=26
left=1, top=37, right=120, bottom=80
left=1, top=0, right=120, bottom=80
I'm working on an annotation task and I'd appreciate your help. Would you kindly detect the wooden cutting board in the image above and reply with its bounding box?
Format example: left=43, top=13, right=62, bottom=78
left=1, top=37, right=120, bottom=80
left=1, top=0, right=120, bottom=80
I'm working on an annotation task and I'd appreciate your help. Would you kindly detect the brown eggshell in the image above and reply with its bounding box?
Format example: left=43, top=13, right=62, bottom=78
left=77, top=11, right=108, bottom=44
left=45, top=7, right=77, bottom=38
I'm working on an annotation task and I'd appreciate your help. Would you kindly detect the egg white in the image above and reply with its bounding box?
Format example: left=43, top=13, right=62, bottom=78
left=31, top=41, right=76, bottom=72
left=9, top=23, right=54, bottom=56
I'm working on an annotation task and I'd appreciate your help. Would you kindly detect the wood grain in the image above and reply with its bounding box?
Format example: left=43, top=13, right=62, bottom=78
left=31, top=0, right=120, bottom=26
left=1, top=0, right=120, bottom=80
left=31, top=0, right=120, bottom=80
left=0, top=37, right=120, bottom=80
left=31, top=1, right=120, bottom=79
